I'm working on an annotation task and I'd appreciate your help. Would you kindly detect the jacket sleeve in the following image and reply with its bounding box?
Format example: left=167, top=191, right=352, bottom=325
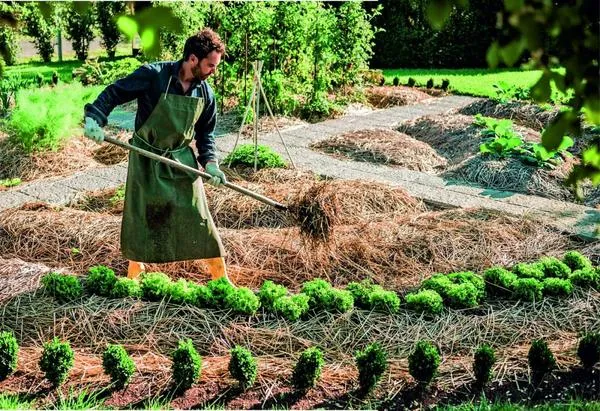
left=194, top=82, right=217, bottom=168
left=84, top=64, right=155, bottom=127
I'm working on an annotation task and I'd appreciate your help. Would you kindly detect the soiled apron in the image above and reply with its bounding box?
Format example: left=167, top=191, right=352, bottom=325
left=121, top=78, right=225, bottom=263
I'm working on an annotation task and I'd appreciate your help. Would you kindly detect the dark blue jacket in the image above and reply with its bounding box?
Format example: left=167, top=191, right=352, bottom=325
left=84, top=60, right=217, bottom=167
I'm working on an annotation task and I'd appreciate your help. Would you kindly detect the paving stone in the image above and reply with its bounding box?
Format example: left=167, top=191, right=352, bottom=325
left=17, top=180, right=79, bottom=205
left=61, top=171, right=120, bottom=191
left=0, top=191, right=37, bottom=211
left=86, top=165, right=128, bottom=184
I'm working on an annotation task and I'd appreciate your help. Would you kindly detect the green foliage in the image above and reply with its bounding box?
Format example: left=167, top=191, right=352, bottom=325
left=421, top=273, right=453, bottom=296
left=563, top=251, right=593, bottom=272
left=422, top=273, right=482, bottom=308
left=577, top=333, right=600, bottom=370
left=169, top=279, right=196, bottom=304
left=64, top=3, right=96, bottom=61
left=393, top=77, right=399, bottom=87
left=171, top=339, right=202, bottom=392
left=0, top=393, right=32, bottom=410
left=8, top=83, right=101, bottom=153
left=473, top=344, right=495, bottom=386
left=191, top=284, right=213, bottom=308
left=291, top=347, right=324, bottom=392
left=272, top=293, right=310, bottom=321
left=447, top=271, right=485, bottom=300
left=42, top=272, right=83, bottom=303
left=492, top=81, right=530, bottom=103
left=538, top=257, right=571, bottom=279
left=301, top=92, right=341, bottom=122
left=39, top=337, right=74, bottom=387
left=110, top=278, right=142, bottom=299
left=85, top=265, right=117, bottom=296
left=405, top=289, right=444, bottom=315
left=512, top=262, right=545, bottom=280
left=0, top=178, right=21, bottom=188
left=0, top=74, right=33, bottom=116
left=445, top=282, right=479, bottom=309
left=407, top=77, right=416, bottom=87
left=95, top=2, right=126, bottom=59
left=355, top=342, right=388, bottom=395
left=72, top=58, right=142, bottom=86
left=0, top=20, right=18, bottom=66
left=519, top=137, right=574, bottom=168
left=483, top=266, right=518, bottom=297
left=542, top=278, right=573, bottom=297
left=569, top=268, right=599, bottom=289
left=441, top=78, right=450, bottom=91
left=102, top=344, right=135, bottom=389
left=475, top=115, right=524, bottom=158
left=224, top=144, right=286, bottom=170
left=408, top=340, right=441, bottom=386
left=140, top=272, right=172, bottom=301
left=0, top=331, right=18, bottom=380
left=426, top=78, right=434, bottom=89
left=511, top=278, right=543, bottom=302
left=302, top=278, right=353, bottom=313
left=346, top=280, right=398, bottom=313
left=224, top=287, right=260, bottom=316
left=21, top=3, right=55, bottom=63
left=229, top=346, right=258, bottom=391
left=528, top=339, right=556, bottom=381
left=156, top=2, right=209, bottom=60
left=257, top=280, right=288, bottom=310
left=206, top=277, right=236, bottom=307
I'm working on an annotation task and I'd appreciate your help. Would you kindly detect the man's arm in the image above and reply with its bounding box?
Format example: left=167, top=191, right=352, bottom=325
left=194, top=82, right=218, bottom=168
left=84, top=64, right=155, bottom=127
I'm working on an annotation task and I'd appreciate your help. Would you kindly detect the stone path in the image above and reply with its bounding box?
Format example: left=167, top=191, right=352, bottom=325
left=1, top=95, right=598, bottom=240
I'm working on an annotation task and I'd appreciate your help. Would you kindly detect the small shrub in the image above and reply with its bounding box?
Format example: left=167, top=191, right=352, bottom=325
left=110, top=278, right=142, bottom=299
left=483, top=267, right=518, bottom=296
left=563, top=251, right=593, bottom=271
left=528, top=339, right=556, bottom=382
left=72, top=58, right=142, bottom=86
left=85, top=265, right=117, bottom=296
left=169, top=279, right=196, bottom=304
left=569, top=267, right=599, bottom=289
left=421, top=274, right=453, bottom=297
left=445, top=282, right=479, bottom=308
left=191, top=284, right=213, bottom=308
left=512, top=262, right=545, bottom=279
left=0, top=331, right=18, bottom=380
left=538, top=256, right=571, bottom=278
left=426, top=78, right=434, bottom=89
left=408, top=340, right=441, bottom=386
left=272, top=294, right=310, bottom=321
left=512, top=278, right=544, bottom=302
left=473, top=345, right=495, bottom=386
left=355, top=342, right=388, bottom=395
left=171, top=339, right=201, bottom=392
left=102, top=344, right=135, bottom=389
left=257, top=280, right=288, bottom=310
left=291, top=347, right=324, bottom=392
left=441, top=78, right=450, bottom=91
left=140, top=272, right=172, bottom=301
left=302, top=278, right=333, bottom=311
left=407, top=77, right=416, bottom=87
left=229, top=346, right=258, bottom=391
left=224, top=287, right=260, bottom=315
left=206, top=277, right=236, bottom=306
left=405, top=289, right=444, bottom=315
left=328, top=288, right=354, bottom=313
left=41, top=272, right=83, bottom=303
left=39, top=337, right=74, bottom=387
left=577, top=333, right=600, bottom=369
left=542, top=278, right=573, bottom=297
left=224, top=144, right=286, bottom=169
left=392, top=76, right=399, bottom=87
left=447, top=271, right=485, bottom=300
left=367, top=287, right=400, bottom=313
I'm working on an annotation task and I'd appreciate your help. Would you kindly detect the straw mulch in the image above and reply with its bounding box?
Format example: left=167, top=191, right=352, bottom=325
left=91, top=127, right=130, bottom=165
left=310, top=129, right=448, bottom=173
left=0, top=206, right=578, bottom=291
left=459, top=99, right=559, bottom=131
left=365, top=86, right=432, bottom=108
left=0, top=258, right=50, bottom=303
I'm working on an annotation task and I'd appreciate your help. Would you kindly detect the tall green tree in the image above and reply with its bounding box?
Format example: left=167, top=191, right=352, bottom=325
left=64, top=2, right=95, bottom=61
left=21, top=2, right=57, bottom=63
left=95, top=1, right=126, bottom=59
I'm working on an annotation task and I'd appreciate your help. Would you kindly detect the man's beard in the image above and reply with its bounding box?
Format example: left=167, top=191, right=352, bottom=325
left=192, top=64, right=207, bottom=81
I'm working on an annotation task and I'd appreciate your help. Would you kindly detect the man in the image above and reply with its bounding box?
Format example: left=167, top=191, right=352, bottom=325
left=83, top=28, right=231, bottom=283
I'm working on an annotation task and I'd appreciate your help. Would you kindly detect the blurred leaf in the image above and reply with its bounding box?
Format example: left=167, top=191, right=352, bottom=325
left=582, top=144, right=600, bottom=169
left=116, top=16, right=138, bottom=39
left=541, top=113, right=573, bottom=151
left=550, top=72, right=567, bottom=93
left=486, top=42, right=500, bottom=68
left=504, top=0, right=524, bottom=12
left=499, top=39, right=525, bottom=66
left=36, top=2, right=54, bottom=21
left=72, top=2, right=92, bottom=16
left=140, top=29, right=156, bottom=50
left=427, top=0, right=452, bottom=30
left=584, top=98, right=600, bottom=125
left=531, top=73, right=551, bottom=102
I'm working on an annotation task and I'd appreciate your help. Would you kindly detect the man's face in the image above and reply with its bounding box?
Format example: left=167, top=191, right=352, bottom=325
left=191, top=51, right=222, bottom=81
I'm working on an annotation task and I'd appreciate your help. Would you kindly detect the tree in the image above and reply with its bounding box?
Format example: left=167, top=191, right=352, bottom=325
left=96, top=1, right=126, bottom=59
left=64, top=2, right=95, bottom=61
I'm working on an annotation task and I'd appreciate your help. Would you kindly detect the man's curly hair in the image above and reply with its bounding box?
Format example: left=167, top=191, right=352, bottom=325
left=183, top=28, right=226, bottom=61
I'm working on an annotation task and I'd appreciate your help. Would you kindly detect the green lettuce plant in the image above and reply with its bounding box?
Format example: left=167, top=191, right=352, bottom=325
left=41, top=272, right=83, bottom=303
left=224, top=287, right=260, bottom=315
left=85, top=265, right=117, bottom=296
left=110, top=278, right=142, bottom=299
left=272, top=294, right=310, bottom=321
left=140, top=272, right=173, bottom=301
left=405, top=289, right=444, bottom=315
left=483, top=267, right=518, bottom=297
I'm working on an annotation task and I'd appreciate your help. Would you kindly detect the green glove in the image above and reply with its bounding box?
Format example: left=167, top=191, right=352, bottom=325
left=83, top=116, right=104, bottom=143
left=205, top=162, right=227, bottom=187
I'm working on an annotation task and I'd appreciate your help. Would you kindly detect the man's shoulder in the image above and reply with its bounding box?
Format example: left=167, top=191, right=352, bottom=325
left=141, top=60, right=178, bottom=77
left=198, top=81, right=215, bottom=98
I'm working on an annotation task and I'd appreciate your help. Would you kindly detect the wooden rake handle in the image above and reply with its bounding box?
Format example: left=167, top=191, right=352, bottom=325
left=104, top=136, right=289, bottom=211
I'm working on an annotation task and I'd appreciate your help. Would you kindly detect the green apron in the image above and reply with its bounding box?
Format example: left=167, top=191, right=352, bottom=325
left=121, top=78, right=225, bottom=263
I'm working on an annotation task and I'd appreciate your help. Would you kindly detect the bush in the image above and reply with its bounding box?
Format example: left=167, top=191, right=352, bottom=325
left=577, top=333, right=600, bottom=369
left=542, top=278, right=573, bottom=297
left=206, top=277, right=236, bottom=306
left=191, top=284, right=213, bottom=308
left=302, top=279, right=353, bottom=313
left=569, top=267, right=599, bottom=289
left=272, top=294, right=310, bottom=321
left=171, top=339, right=201, bottom=392
left=39, top=337, right=74, bottom=387
left=0, top=25, right=18, bottom=66
left=0, top=331, right=18, bottom=380
left=223, top=144, right=286, bottom=170
left=64, top=4, right=95, bottom=60
left=85, top=265, right=117, bottom=296
left=95, top=1, right=126, bottom=59
left=512, top=262, right=545, bottom=279
left=407, top=77, right=416, bottom=87
left=140, top=272, right=172, bottom=301
left=392, top=76, right=399, bottom=86
left=528, top=339, right=556, bottom=382
left=41, top=272, right=83, bottom=303
left=426, top=78, right=434, bottom=89
left=110, top=278, right=142, bottom=299
left=445, top=282, right=480, bottom=308
left=169, top=279, right=196, bottom=304
left=229, top=346, right=258, bottom=391
left=367, top=287, right=400, bottom=313
left=292, top=347, right=324, bottom=392
left=72, top=58, right=142, bottom=86
left=441, top=78, right=450, bottom=91
left=473, top=345, right=495, bottom=386
left=355, top=342, right=387, bottom=394
left=408, top=340, right=441, bottom=386
left=447, top=271, right=485, bottom=300
left=538, top=256, right=571, bottom=278
left=405, top=289, right=444, bottom=315
left=224, top=287, right=260, bottom=315
left=102, top=344, right=135, bottom=389
left=21, top=3, right=55, bottom=63
left=511, top=278, right=543, bottom=302
left=563, top=251, right=593, bottom=271
left=483, top=266, right=518, bottom=297
left=257, top=280, right=288, bottom=310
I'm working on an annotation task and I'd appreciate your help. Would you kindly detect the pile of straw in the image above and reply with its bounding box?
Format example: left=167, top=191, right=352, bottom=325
left=365, top=86, right=431, bottom=108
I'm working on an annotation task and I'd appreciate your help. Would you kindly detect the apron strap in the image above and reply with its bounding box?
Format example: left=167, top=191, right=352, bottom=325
left=164, top=76, right=173, bottom=100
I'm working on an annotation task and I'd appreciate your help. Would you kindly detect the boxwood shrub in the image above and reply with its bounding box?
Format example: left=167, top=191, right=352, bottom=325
left=538, top=256, right=571, bottom=278
left=39, top=337, right=74, bottom=387
left=229, top=346, right=258, bottom=391
left=110, top=278, right=142, bottom=299
left=171, top=339, right=201, bottom=392
left=511, top=278, right=543, bottom=302
left=405, top=289, right=444, bottom=315
left=291, top=347, right=324, bottom=392
left=102, top=344, right=135, bottom=389
left=542, top=278, right=573, bottom=297
left=408, top=340, right=441, bottom=386
left=355, top=342, right=388, bottom=395
left=577, top=332, right=600, bottom=370
left=563, top=251, right=593, bottom=271
left=528, top=339, right=556, bottom=382
left=483, top=267, right=518, bottom=297
left=85, top=265, right=117, bottom=296
left=224, top=287, right=260, bottom=315
left=0, top=331, right=18, bottom=380
left=41, top=272, right=83, bottom=303
left=473, top=344, right=495, bottom=386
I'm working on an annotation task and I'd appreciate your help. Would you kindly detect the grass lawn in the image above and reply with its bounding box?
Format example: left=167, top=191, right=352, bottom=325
left=382, top=68, right=570, bottom=104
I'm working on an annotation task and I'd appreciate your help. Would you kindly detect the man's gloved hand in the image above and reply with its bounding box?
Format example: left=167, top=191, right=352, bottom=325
left=84, top=116, right=105, bottom=144
left=205, top=162, right=227, bottom=187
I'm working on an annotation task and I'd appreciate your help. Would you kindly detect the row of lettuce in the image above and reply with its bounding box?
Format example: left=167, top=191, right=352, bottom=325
left=39, top=251, right=599, bottom=319
left=0, top=330, right=598, bottom=397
